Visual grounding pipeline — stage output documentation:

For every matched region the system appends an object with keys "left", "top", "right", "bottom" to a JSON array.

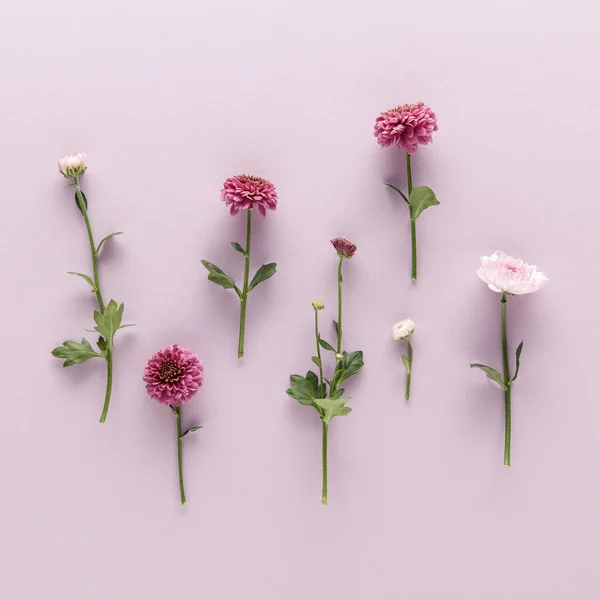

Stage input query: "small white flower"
[
  {"left": 392, "top": 319, "right": 415, "bottom": 341},
  {"left": 58, "top": 153, "right": 87, "bottom": 178},
  {"left": 477, "top": 250, "right": 547, "bottom": 295}
]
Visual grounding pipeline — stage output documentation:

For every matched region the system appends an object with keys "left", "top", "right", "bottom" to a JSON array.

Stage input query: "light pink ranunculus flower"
[
  {"left": 58, "top": 153, "right": 87, "bottom": 178},
  {"left": 221, "top": 174, "right": 278, "bottom": 216},
  {"left": 374, "top": 102, "right": 438, "bottom": 155},
  {"left": 477, "top": 250, "right": 548, "bottom": 295}
]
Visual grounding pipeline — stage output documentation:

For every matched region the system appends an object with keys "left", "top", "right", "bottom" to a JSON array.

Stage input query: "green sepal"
[
  {"left": 231, "top": 242, "right": 245, "bottom": 254},
  {"left": 201, "top": 260, "right": 238, "bottom": 293},
  {"left": 315, "top": 397, "right": 352, "bottom": 425},
  {"left": 332, "top": 350, "right": 364, "bottom": 387},
  {"left": 97, "top": 232, "right": 124, "bottom": 253},
  {"left": 169, "top": 405, "right": 179, "bottom": 416},
  {"left": 67, "top": 271, "right": 96, "bottom": 291},
  {"left": 249, "top": 263, "right": 277, "bottom": 291},
  {"left": 181, "top": 426, "right": 202, "bottom": 438},
  {"left": 470, "top": 363, "right": 507, "bottom": 390},
  {"left": 409, "top": 186, "right": 439, "bottom": 220},
  {"left": 51, "top": 338, "right": 103, "bottom": 367},
  {"left": 384, "top": 183, "right": 409, "bottom": 204},
  {"left": 318, "top": 338, "right": 335, "bottom": 352},
  {"left": 511, "top": 341, "right": 524, "bottom": 382}
]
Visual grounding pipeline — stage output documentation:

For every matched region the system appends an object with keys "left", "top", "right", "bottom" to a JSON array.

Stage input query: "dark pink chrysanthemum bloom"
[
  {"left": 331, "top": 237, "right": 357, "bottom": 259},
  {"left": 143, "top": 345, "right": 204, "bottom": 407},
  {"left": 374, "top": 102, "right": 438, "bottom": 155},
  {"left": 221, "top": 174, "right": 278, "bottom": 217}
]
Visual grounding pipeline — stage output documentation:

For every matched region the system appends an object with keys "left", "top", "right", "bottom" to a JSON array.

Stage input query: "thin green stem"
[
  {"left": 406, "top": 153, "right": 413, "bottom": 195},
  {"left": 98, "top": 348, "right": 113, "bottom": 423},
  {"left": 405, "top": 154, "right": 417, "bottom": 280},
  {"left": 405, "top": 338, "right": 413, "bottom": 401},
  {"left": 336, "top": 256, "right": 344, "bottom": 353},
  {"left": 237, "top": 209, "right": 252, "bottom": 359},
  {"left": 314, "top": 309, "right": 324, "bottom": 387},
  {"left": 176, "top": 407, "right": 186, "bottom": 505},
  {"left": 501, "top": 292, "right": 511, "bottom": 466},
  {"left": 321, "top": 421, "right": 328, "bottom": 505}
]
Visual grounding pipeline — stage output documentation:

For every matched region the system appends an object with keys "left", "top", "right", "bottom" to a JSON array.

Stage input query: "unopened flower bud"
[
  {"left": 57, "top": 153, "right": 87, "bottom": 179},
  {"left": 312, "top": 300, "right": 325, "bottom": 310}
]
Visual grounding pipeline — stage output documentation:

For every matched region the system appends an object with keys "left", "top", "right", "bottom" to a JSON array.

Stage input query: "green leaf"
[
  {"left": 97, "top": 336, "right": 107, "bottom": 353},
  {"left": 384, "top": 183, "right": 409, "bottom": 204},
  {"left": 512, "top": 341, "right": 524, "bottom": 382},
  {"left": 181, "top": 425, "right": 202, "bottom": 438},
  {"left": 470, "top": 363, "right": 507, "bottom": 390},
  {"left": 286, "top": 371, "right": 320, "bottom": 405},
  {"left": 74, "top": 190, "right": 88, "bottom": 213},
  {"left": 332, "top": 320, "right": 340, "bottom": 338},
  {"left": 51, "top": 338, "right": 103, "bottom": 367},
  {"left": 311, "top": 356, "right": 322, "bottom": 368},
  {"left": 67, "top": 271, "right": 96, "bottom": 291},
  {"left": 330, "top": 387, "right": 345, "bottom": 399},
  {"left": 248, "top": 263, "right": 277, "bottom": 291},
  {"left": 169, "top": 405, "right": 179, "bottom": 416},
  {"left": 93, "top": 300, "right": 124, "bottom": 348},
  {"left": 315, "top": 397, "right": 352, "bottom": 425},
  {"left": 409, "top": 186, "right": 440, "bottom": 220},
  {"left": 333, "top": 351, "right": 364, "bottom": 386},
  {"left": 97, "top": 232, "right": 124, "bottom": 253},
  {"left": 231, "top": 242, "right": 246, "bottom": 254},
  {"left": 401, "top": 354, "right": 411, "bottom": 374},
  {"left": 319, "top": 338, "right": 336, "bottom": 352},
  {"left": 201, "top": 260, "right": 237, "bottom": 292}
]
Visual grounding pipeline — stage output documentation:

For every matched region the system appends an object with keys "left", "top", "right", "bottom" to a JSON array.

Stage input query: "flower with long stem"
[
  {"left": 202, "top": 174, "right": 278, "bottom": 358},
  {"left": 287, "top": 240, "right": 363, "bottom": 505},
  {"left": 392, "top": 319, "right": 415, "bottom": 400},
  {"left": 51, "top": 154, "right": 133, "bottom": 423},
  {"left": 144, "top": 345, "right": 204, "bottom": 505},
  {"left": 375, "top": 102, "right": 440, "bottom": 280},
  {"left": 470, "top": 251, "right": 548, "bottom": 465}
]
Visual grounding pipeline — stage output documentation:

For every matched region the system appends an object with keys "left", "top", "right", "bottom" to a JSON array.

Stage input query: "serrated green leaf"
[
  {"left": 512, "top": 341, "right": 524, "bottom": 382},
  {"left": 384, "top": 183, "right": 409, "bottom": 204},
  {"left": 318, "top": 338, "right": 336, "bottom": 352},
  {"left": 333, "top": 351, "right": 364, "bottom": 386},
  {"left": 67, "top": 271, "right": 96, "bottom": 291},
  {"left": 248, "top": 263, "right": 277, "bottom": 291},
  {"left": 51, "top": 338, "right": 103, "bottom": 367},
  {"left": 181, "top": 425, "right": 202, "bottom": 438},
  {"left": 93, "top": 300, "right": 124, "bottom": 349},
  {"left": 201, "top": 260, "right": 237, "bottom": 292},
  {"left": 470, "top": 363, "right": 507, "bottom": 390},
  {"left": 315, "top": 397, "right": 352, "bottom": 425},
  {"left": 401, "top": 354, "right": 411, "bottom": 374},
  {"left": 409, "top": 186, "right": 440, "bottom": 220},
  {"left": 311, "top": 356, "right": 322, "bottom": 368},
  {"left": 286, "top": 371, "right": 320, "bottom": 405},
  {"left": 231, "top": 242, "right": 245, "bottom": 254},
  {"left": 97, "top": 232, "right": 124, "bottom": 253}
]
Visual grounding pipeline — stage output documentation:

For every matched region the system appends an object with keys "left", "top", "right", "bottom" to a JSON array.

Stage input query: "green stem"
[
  {"left": 314, "top": 309, "right": 323, "bottom": 387},
  {"left": 175, "top": 407, "right": 186, "bottom": 505},
  {"left": 98, "top": 348, "right": 113, "bottom": 423},
  {"left": 336, "top": 256, "right": 344, "bottom": 353},
  {"left": 321, "top": 421, "right": 328, "bottom": 505},
  {"left": 237, "top": 209, "right": 252, "bottom": 359},
  {"left": 405, "top": 338, "right": 413, "bottom": 401},
  {"left": 406, "top": 154, "right": 417, "bottom": 281},
  {"left": 501, "top": 292, "right": 511, "bottom": 466},
  {"left": 74, "top": 178, "right": 104, "bottom": 312}
]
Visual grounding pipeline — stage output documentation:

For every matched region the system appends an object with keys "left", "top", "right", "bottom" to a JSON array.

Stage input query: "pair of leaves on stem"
[
  {"left": 201, "top": 256, "right": 276, "bottom": 298},
  {"left": 470, "top": 341, "right": 524, "bottom": 391},
  {"left": 51, "top": 300, "right": 135, "bottom": 367},
  {"left": 168, "top": 406, "right": 202, "bottom": 439},
  {"left": 385, "top": 184, "right": 440, "bottom": 221}
]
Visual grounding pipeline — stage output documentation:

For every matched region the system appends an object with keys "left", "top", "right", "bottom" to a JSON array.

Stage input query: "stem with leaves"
[
  {"left": 406, "top": 154, "right": 418, "bottom": 281},
  {"left": 501, "top": 292, "right": 512, "bottom": 466},
  {"left": 238, "top": 209, "right": 252, "bottom": 359},
  {"left": 314, "top": 308, "right": 324, "bottom": 386},
  {"left": 336, "top": 256, "right": 344, "bottom": 353},
  {"left": 175, "top": 406, "right": 186, "bottom": 505},
  {"left": 405, "top": 338, "right": 413, "bottom": 401}
]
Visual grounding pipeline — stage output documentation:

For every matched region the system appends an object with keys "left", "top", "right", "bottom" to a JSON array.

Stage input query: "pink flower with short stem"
[
  {"left": 221, "top": 174, "right": 278, "bottom": 217},
  {"left": 331, "top": 237, "right": 357, "bottom": 259},
  {"left": 58, "top": 152, "right": 87, "bottom": 178},
  {"left": 374, "top": 102, "right": 438, "bottom": 155},
  {"left": 144, "top": 344, "right": 204, "bottom": 505},
  {"left": 471, "top": 251, "right": 548, "bottom": 467}
]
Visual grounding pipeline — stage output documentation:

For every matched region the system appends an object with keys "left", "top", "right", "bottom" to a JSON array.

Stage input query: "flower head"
[
  {"left": 374, "top": 102, "right": 438, "bottom": 155},
  {"left": 477, "top": 251, "right": 548, "bottom": 295},
  {"left": 331, "top": 237, "right": 357, "bottom": 259},
  {"left": 143, "top": 344, "right": 204, "bottom": 407},
  {"left": 392, "top": 319, "right": 415, "bottom": 341},
  {"left": 58, "top": 153, "right": 87, "bottom": 178},
  {"left": 312, "top": 300, "right": 325, "bottom": 310},
  {"left": 221, "top": 174, "right": 278, "bottom": 216}
]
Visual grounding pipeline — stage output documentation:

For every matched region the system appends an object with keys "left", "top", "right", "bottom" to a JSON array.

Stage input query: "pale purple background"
[{"left": 1, "top": 1, "right": 599, "bottom": 598}]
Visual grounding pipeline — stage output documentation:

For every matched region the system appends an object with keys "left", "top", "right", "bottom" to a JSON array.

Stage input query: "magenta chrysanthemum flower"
[
  {"left": 374, "top": 102, "right": 438, "bottom": 155},
  {"left": 331, "top": 237, "right": 357, "bottom": 259},
  {"left": 221, "top": 174, "right": 278, "bottom": 217},
  {"left": 143, "top": 345, "right": 204, "bottom": 407}
]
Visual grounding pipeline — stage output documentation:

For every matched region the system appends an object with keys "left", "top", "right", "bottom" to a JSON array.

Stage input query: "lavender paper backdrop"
[{"left": 1, "top": 1, "right": 599, "bottom": 598}]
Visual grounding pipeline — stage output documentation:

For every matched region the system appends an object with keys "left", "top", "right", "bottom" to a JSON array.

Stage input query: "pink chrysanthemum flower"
[
  {"left": 221, "top": 174, "right": 278, "bottom": 216},
  {"left": 143, "top": 345, "right": 204, "bottom": 406},
  {"left": 477, "top": 251, "right": 548, "bottom": 295},
  {"left": 331, "top": 237, "right": 357, "bottom": 259},
  {"left": 374, "top": 102, "right": 438, "bottom": 155}
]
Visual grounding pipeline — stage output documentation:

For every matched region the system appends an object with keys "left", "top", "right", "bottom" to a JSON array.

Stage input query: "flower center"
[
  {"left": 158, "top": 360, "right": 184, "bottom": 383},
  {"left": 503, "top": 264, "right": 519, "bottom": 273}
]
